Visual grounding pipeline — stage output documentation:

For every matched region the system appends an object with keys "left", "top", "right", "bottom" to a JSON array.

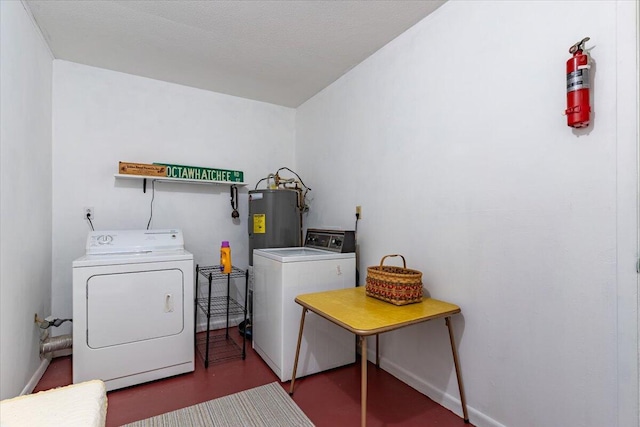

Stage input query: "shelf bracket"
[{"left": 143, "top": 178, "right": 147, "bottom": 193}]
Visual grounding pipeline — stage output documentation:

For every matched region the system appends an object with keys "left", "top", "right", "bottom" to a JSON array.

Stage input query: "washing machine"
[
  {"left": 72, "top": 229, "right": 194, "bottom": 391},
  {"left": 253, "top": 229, "right": 356, "bottom": 382}
]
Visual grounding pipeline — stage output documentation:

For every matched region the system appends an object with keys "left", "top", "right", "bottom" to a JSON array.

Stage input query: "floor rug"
[{"left": 121, "top": 382, "right": 314, "bottom": 427}]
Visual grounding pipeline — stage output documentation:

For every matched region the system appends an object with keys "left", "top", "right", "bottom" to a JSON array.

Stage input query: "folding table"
[{"left": 289, "top": 286, "right": 469, "bottom": 427}]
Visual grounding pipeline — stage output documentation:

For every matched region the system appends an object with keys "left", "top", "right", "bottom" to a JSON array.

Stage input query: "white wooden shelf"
[{"left": 115, "top": 174, "right": 246, "bottom": 192}]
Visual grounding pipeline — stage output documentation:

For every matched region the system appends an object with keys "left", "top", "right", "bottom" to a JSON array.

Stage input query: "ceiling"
[{"left": 25, "top": 0, "right": 445, "bottom": 107}]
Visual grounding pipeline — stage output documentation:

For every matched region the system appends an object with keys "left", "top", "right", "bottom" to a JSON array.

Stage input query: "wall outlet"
[
  {"left": 356, "top": 205, "right": 362, "bottom": 219},
  {"left": 84, "top": 207, "right": 94, "bottom": 220}
]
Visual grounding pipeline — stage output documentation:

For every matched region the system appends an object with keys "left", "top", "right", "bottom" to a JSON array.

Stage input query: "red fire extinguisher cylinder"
[{"left": 565, "top": 38, "right": 591, "bottom": 128}]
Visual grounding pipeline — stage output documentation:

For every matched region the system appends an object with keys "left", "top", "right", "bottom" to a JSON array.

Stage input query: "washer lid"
[
  {"left": 253, "top": 247, "right": 355, "bottom": 262},
  {"left": 85, "top": 229, "right": 184, "bottom": 255}
]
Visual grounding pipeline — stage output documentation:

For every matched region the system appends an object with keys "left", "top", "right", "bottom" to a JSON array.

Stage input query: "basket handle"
[{"left": 379, "top": 254, "right": 406, "bottom": 268}]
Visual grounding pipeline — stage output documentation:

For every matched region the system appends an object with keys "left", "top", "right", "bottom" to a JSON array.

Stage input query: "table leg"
[
  {"left": 375, "top": 334, "right": 380, "bottom": 368},
  {"left": 289, "top": 307, "right": 308, "bottom": 396},
  {"left": 360, "top": 335, "right": 367, "bottom": 427},
  {"left": 445, "top": 316, "right": 469, "bottom": 423}
]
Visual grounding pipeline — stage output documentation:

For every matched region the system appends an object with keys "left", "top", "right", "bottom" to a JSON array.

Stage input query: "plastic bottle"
[{"left": 220, "top": 241, "right": 232, "bottom": 274}]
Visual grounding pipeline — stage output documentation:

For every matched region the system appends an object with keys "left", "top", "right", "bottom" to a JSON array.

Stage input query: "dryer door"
[{"left": 87, "top": 269, "right": 184, "bottom": 348}]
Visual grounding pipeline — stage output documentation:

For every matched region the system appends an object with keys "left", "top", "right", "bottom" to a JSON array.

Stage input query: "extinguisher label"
[{"left": 567, "top": 69, "right": 590, "bottom": 92}]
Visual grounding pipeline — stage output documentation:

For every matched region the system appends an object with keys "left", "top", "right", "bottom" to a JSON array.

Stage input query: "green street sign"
[{"left": 154, "top": 163, "right": 244, "bottom": 183}]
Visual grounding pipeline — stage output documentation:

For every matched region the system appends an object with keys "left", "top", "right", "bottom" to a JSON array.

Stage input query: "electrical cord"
[
  {"left": 230, "top": 185, "right": 239, "bottom": 218},
  {"left": 275, "top": 167, "right": 311, "bottom": 212},
  {"left": 355, "top": 213, "right": 360, "bottom": 285},
  {"left": 86, "top": 213, "right": 95, "bottom": 231},
  {"left": 147, "top": 179, "right": 156, "bottom": 230},
  {"left": 38, "top": 318, "right": 72, "bottom": 329},
  {"left": 276, "top": 167, "right": 310, "bottom": 190}
]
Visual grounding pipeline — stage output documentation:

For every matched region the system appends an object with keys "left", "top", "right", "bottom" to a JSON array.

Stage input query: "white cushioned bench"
[{"left": 0, "top": 380, "right": 107, "bottom": 427}]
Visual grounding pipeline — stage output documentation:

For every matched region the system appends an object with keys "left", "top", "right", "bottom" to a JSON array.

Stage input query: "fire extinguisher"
[{"left": 565, "top": 37, "right": 591, "bottom": 128}]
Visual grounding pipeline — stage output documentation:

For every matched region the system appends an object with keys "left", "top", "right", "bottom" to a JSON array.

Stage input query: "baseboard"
[
  {"left": 374, "top": 355, "right": 507, "bottom": 427},
  {"left": 20, "top": 356, "right": 50, "bottom": 395},
  {"left": 50, "top": 348, "right": 73, "bottom": 359}
]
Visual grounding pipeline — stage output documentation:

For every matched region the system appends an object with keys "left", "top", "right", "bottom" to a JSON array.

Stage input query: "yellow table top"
[{"left": 295, "top": 287, "right": 461, "bottom": 336}]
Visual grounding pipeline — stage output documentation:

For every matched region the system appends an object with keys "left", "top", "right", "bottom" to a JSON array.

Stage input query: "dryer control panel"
[
  {"left": 86, "top": 229, "right": 184, "bottom": 255},
  {"left": 304, "top": 229, "right": 355, "bottom": 253}
]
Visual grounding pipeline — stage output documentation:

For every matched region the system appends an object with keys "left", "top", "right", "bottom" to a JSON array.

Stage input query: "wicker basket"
[{"left": 366, "top": 254, "right": 423, "bottom": 305}]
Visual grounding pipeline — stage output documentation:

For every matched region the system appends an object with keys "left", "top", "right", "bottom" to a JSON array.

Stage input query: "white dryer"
[{"left": 72, "top": 229, "right": 194, "bottom": 391}]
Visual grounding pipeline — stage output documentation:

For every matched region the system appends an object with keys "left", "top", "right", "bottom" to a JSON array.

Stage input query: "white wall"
[
  {"left": 5, "top": 2, "right": 637, "bottom": 425},
  {"left": 296, "top": 1, "right": 638, "bottom": 427},
  {"left": 52, "top": 61, "right": 295, "bottom": 335},
  {"left": 0, "top": 0, "right": 53, "bottom": 399}
]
